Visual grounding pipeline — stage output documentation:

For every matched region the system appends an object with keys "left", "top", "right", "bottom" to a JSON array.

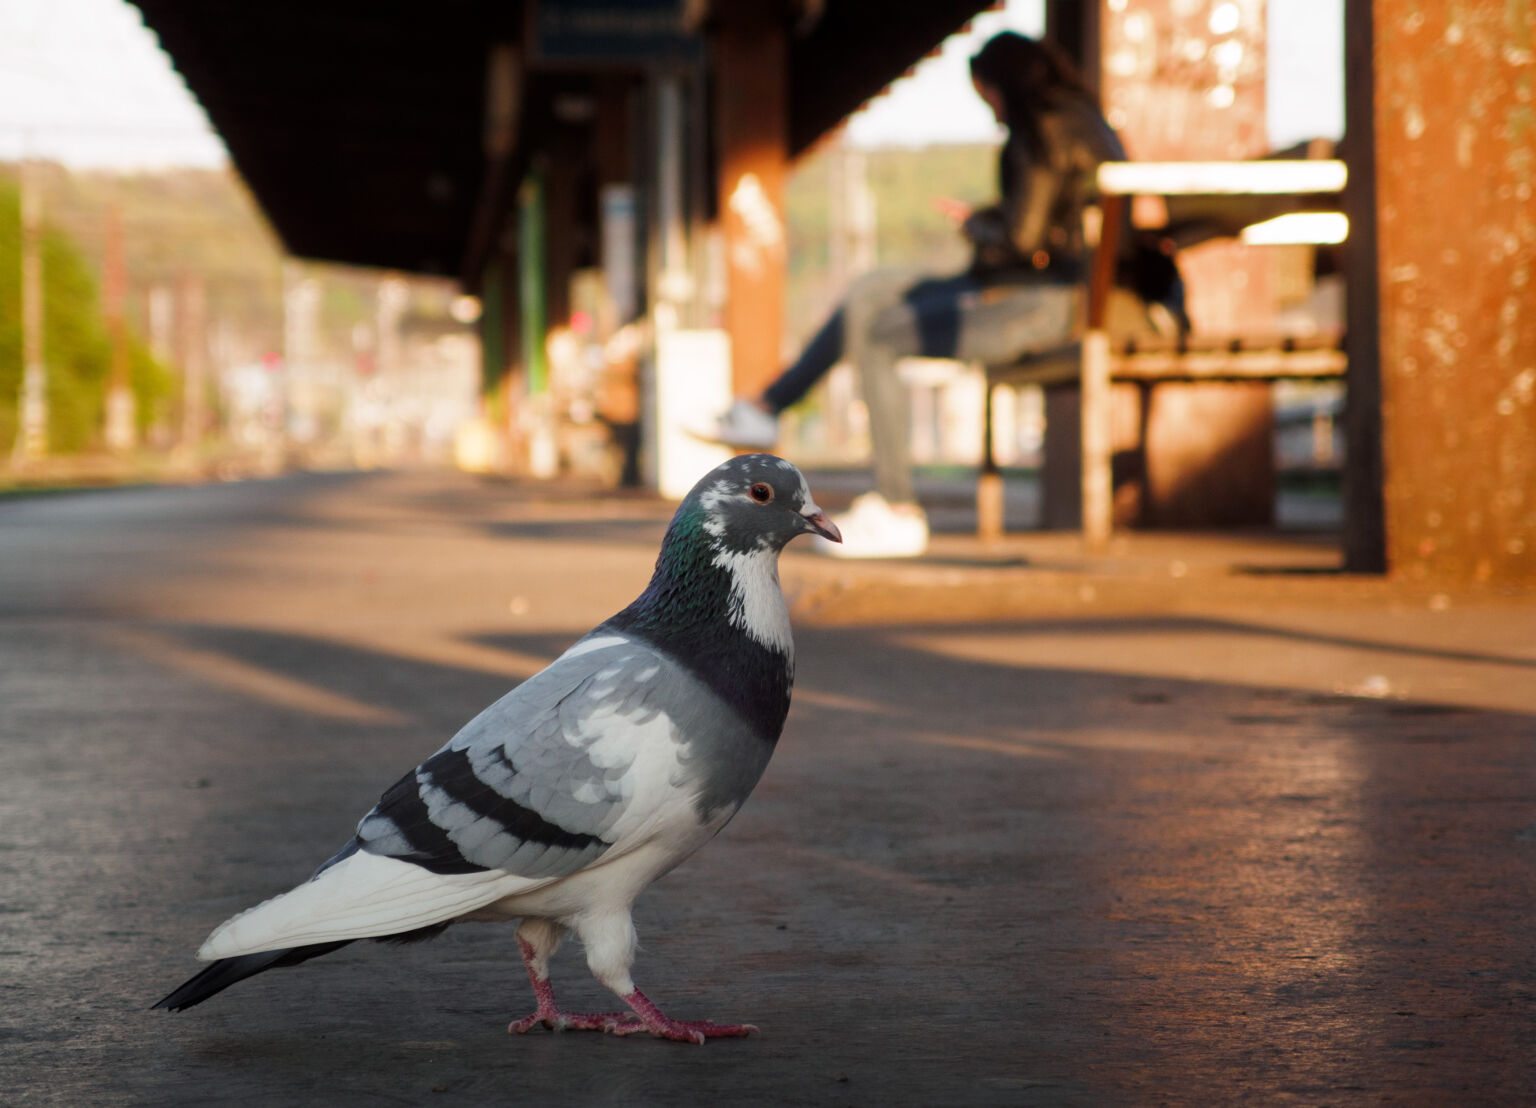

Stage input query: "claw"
[
  {"left": 509, "top": 1005, "right": 756, "bottom": 1042},
  {"left": 613, "top": 1018, "right": 758, "bottom": 1044},
  {"left": 508, "top": 1009, "right": 642, "bottom": 1035},
  {"left": 618, "top": 988, "right": 757, "bottom": 1043}
]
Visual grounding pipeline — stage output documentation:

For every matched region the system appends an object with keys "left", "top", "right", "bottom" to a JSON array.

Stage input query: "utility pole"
[
  {"left": 280, "top": 261, "right": 318, "bottom": 463},
  {"left": 104, "top": 200, "right": 136, "bottom": 451},
  {"left": 179, "top": 272, "right": 206, "bottom": 456},
  {"left": 13, "top": 158, "right": 46, "bottom": 465}
]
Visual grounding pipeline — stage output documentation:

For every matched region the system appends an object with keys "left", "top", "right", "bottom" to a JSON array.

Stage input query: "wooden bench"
[{"left": 977, "top": 159, "right": 1349, "bottom": 546}]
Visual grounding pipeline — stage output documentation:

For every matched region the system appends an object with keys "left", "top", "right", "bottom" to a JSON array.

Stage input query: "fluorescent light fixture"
[
  {"left": 1097, "top": 160, "right": 1348, "bottom": 195},
  {"left": 1240, "top": 212, "right": 1350, "bottom": 245}
]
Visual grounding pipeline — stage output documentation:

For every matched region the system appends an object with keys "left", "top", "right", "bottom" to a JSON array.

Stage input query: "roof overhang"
[{"left": 131, "top": 0, "right": 993, "bottom": 276}]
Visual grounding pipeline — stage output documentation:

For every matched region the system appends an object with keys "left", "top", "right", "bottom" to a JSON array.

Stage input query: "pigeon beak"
[{"left": 799, "top": 503, "right": 842, "bottom": 543}]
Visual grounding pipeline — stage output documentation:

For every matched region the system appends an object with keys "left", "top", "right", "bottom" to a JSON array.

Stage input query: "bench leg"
[
  {"left": 977, "top": 473, "right": 1004, "bottom": 543},
  {"left": 978, "top": 378, "right": 1004, "bottom": 542},
  {"left": 1080, "top": 329, "right": 1113, "bottom": 550}
]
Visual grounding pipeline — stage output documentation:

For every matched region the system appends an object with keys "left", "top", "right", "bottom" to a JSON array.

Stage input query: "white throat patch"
[{"left": 711, "top": 545, "right": 794, "bottom": 659}]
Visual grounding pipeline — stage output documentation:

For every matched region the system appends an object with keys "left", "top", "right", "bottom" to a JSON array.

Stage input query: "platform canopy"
[{"left": 130, "top": 0, "right": 994, "bottom": 276}]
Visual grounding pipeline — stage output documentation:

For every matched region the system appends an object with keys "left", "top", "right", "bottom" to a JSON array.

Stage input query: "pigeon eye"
[{"left": 748, "top": 482, "right": 774, "bottom": 504}]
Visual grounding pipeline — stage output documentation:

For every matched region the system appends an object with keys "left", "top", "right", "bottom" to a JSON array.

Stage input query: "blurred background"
[
  {"left": 0, "top": 0, "right": 1338, "bottom": 478},
  {"left": 0, "top": 0, "right": 1529, "bottom": 581}
]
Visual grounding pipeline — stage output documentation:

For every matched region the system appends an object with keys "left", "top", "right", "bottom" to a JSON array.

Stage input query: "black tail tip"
[
  {"left": 151, "top": 940, "right": 355, "bottom": 1012},
  {"left": 150, "top": 951, "right": 284, "bottom": 1012},
  {"left": 151, "top": 977, "right": 222, "bottom": 1012}
]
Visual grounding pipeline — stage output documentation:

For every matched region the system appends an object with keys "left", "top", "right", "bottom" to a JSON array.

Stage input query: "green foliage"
[{"left": 0, "top": 172, "right": 175, "bottom": 454}]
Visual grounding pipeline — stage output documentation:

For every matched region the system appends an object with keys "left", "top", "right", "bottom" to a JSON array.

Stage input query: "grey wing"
[{"left": 352, "top": 636, "right": 679, "bottom": 879}]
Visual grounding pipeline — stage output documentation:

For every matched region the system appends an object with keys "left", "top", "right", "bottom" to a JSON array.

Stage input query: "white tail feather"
[{"left": 196, "top": 851, "right": 541, "bottom": 960}]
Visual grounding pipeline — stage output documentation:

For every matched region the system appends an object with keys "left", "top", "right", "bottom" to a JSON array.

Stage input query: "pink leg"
[
  {"left": 507, "top": 937, "right": 642, "bottom": 1035},
  {"left": 609, "top": 987, "right": 758, "bottom": 1045}
]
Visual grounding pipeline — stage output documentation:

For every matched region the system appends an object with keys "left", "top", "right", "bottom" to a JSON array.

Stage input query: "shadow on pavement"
[{"left": 4, "top": 609, "right": 1533, "bottom": 1104}]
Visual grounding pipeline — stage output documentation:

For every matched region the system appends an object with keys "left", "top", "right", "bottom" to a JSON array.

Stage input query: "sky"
[
  {"left": 0, "top": 0, "right": 1343, "bottom": 169},
  {"left": 0, "top": 0, "right": 226, "bottom": 168}
]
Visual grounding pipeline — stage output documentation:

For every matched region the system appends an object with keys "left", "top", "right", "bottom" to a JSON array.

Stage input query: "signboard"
[
  {"left": 529, "top": 0, "right": 702, "bottom": 67},
  {"left": 601, "top": 184, "right": 639, "bottom": 324}
]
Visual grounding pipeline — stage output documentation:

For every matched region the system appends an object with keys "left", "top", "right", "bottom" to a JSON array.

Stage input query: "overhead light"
[
  {"left": 1240, "top": 212, "right": 1349, "bottom": 245},
  {"left": 1098, "top": 160, "right": 1348, "bottom": 195}
]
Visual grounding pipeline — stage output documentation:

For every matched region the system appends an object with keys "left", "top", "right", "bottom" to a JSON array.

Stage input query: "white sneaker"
[
  {"left": 693, "top": 399, "right": 779, "bottom": 449},
  {"left": 812, "top": 492, "right": 929, "bottom": 558}
]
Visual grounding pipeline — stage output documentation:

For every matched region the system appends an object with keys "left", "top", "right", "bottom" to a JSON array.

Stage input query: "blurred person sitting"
[{"left": 700, "top": 31, "right": 1184, "bottom": 557}]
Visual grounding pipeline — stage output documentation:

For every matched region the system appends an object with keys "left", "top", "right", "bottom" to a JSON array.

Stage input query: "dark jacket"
[
  {"left": 963, "top": 96, "right": 1124, "bottom": 276},
  {"left": 963, "top": 97, "right": 1184, "bottom": 316}
]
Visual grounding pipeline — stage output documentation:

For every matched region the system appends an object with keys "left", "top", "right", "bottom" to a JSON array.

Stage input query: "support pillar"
[
  {"left": 711, "top": 4, "right": 789, "bottom": 399},
  {"left": 543, "top": 128, "right": 583, "bottom": 334},
  {"left": 1341, "top": 0, "right": 1385, "bottom": 572},
  {"left": 1373, "top": 0, "right": 1536, "bottom": 584}
]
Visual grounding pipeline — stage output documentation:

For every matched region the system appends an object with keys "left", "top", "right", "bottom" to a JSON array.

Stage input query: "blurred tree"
[{"left": 0, "top": 173, "right": 174, "bottom": 454}]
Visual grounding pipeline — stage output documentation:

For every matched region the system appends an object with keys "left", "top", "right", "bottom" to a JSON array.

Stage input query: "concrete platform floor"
[{"left": 2, "top": 467, "right": 1533, "bottom": 1105}]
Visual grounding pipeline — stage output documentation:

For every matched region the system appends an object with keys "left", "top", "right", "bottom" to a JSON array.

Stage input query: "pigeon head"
[
  {"left": 686, "top": 453, "right": 841, "bottom": 554},
  {"left": 607, "top": 454, "right": 837, "bottom": 711}
]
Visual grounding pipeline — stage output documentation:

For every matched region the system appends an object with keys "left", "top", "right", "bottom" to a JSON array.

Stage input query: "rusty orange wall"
[{"left": 1375, "top": 0, "right": 1536, "bottom": 584}]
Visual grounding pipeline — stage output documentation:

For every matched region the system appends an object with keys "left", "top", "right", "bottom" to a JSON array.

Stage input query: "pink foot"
[
  {"left": 510, "top": 939, "right": 646, "bottom": 1035},
  {"left": 611, "top": 988, "right": 758, "bottom": 1045},
  {"left": 508, "top": 938, "right": 756, "bottom": 1044},
  {"left": 508, "top": 1006, "right": 644, "bottom": 1035}
]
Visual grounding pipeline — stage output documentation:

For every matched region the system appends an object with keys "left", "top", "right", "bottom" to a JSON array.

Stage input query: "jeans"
[{"left": 764, "top": 268, "right": 1078, "bottom": 505}]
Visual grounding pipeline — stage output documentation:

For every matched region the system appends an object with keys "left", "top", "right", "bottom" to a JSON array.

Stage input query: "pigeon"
[{"left": 153, "top": 454, "right": 841, "bottom": 1043}]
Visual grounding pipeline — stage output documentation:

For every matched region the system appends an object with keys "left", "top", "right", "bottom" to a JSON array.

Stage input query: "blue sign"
[{"left": 531, "top": 0, "right": 703, "bottom": 67}]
